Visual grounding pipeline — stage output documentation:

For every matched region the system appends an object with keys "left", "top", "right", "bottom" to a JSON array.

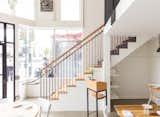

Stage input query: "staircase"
[
  {"left": 35, "top": 24, "right": 152, "bottom": 103},
  {"left": 111, "top": 35, "right": 152, "bottom": 67},
  {"left": 39, "top": 25, "right": 105, "bottom": 100}
]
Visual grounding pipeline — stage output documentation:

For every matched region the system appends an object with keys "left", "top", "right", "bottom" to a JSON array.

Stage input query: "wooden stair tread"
[
  {"left": 58, "top": 87, "right": 67, "bottom": 93},
  {"left": 75, "top": 77, "right": 85, "bottom": 81},
  {"left": 67, "top": 80, "right": 76, "bottom": 87},
  {"left": 92, "top": 64, "right": 102, "bottom": 68},
  {"left": 110, "top": 49, "right": 119, "bottom": 55},
  {"left": 89, "top": 92, "right": 106, "bottom": 99},
  {"left": 116, "top": 43, "right": 128, "bottom": 49},
  {"left": 50, "top": 93, "right": 59, "bottom": 100},
  {"left": 84, "top": 70, "right": 93, "bottom": 74},
  {"left": 67, "top": 84, "right": 76, "bottom": 87}
]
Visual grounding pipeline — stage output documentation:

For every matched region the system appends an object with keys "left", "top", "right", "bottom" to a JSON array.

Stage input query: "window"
[
  {"left": 18, "top": 27, "right": 82, "bottom": 78},
  {"left": 0, "top": 0, "right": 11, "bottom": 14},
  {"left": 60, "top": 0, "right": 80, "bottom": 21},
  {"left": 0, "top": 0, "right": 35, "bottom": 20},
  {"left": 15, "top": 0, "right": 35, "bottom": 20}
]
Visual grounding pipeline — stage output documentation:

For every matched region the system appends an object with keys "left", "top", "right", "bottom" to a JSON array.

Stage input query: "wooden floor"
[
  {"left": 24, "top": 98, "right": 149, "bottom": 117},
  {"left": 42, "top": 111, "right": 104, "bottom": 117}
]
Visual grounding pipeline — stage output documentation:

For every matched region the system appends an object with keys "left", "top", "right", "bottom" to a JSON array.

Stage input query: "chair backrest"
[
  {"left": 38, "top": 98, "right": 51, "bottom": 117},
  {"left": 148, "top": 84, "right": 160, "bottom": 105}
]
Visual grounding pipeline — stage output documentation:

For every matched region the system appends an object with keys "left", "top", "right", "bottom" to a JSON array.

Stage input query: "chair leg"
[
  {"left": 37, "top": 106, "right": 42, "bottom": 117},
  {"left": 46, "top": 104, "right": 51, "bottom": 117}
]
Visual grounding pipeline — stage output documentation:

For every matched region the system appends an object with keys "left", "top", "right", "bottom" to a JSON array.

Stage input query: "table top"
[
  {"left": 115, "top": 105, "right": 160, "bottom": 117},
  {"left": 0, "top": 101, "right": 39, "bottom": 117}
]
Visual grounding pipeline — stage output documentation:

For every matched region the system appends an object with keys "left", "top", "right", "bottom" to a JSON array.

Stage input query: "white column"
[{"left": 103, "top": 24, "right": 111, "bottom": 114}]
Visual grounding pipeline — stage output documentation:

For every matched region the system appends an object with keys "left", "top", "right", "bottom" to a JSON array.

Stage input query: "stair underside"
[{"left": 111, "top": 35, "right": 152, "bottom": 67}]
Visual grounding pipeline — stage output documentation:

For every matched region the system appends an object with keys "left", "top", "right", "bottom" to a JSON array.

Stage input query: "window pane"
[
  {"left": 15, "top": 0, "right": 35, "bottom": 20},
  {"left": 61, "top": 0, "right": 80, "bottom": 21},
  {"left": 0, "top": 0, "right": 11, "bottom": 14},
  {"left": 0, "top": 24, "right": 4, "bottom": 42},
  {"left": 7, "top": 44, "right": 14, "bottom": 67},
  {"left": 6, "top": 24, "right": 14, "bottom": 42}
]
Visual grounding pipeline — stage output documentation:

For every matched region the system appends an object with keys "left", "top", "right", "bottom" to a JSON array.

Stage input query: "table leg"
[
  {"left": 96, "top": 92, "right": 98, "bottom": 117},
  {"left": 106, "top": 90, "right": 107, "bottom": 106},
  {"left": 87, "top": 88, "right": 89, "bottom": 117}
]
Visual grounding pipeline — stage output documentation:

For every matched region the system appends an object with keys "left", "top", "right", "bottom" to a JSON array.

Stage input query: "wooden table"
[
  {"left": 0, "top": 101, "right": 39, "bottom": 117},
  {"left": 86, "top": 80, "right": 107, "bottom": 117},
  {"left": 115, "top": 105, "right": 160, "bottom": 117}
]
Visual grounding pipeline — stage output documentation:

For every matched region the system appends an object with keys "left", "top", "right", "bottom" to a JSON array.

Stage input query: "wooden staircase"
[
  {"left": 111, "top": 35, "right": 153, "bottom": 67},
  {"left": 39, "top": 24, "right": 105, "bottom": 101},
  {"left": 110, "top": 36, "right": 136, "bottom": 55}
]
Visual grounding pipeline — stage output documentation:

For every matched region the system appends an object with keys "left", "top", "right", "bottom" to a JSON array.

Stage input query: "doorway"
[{"left": 0, "top": 22, "right": 15, "bottom": 101}]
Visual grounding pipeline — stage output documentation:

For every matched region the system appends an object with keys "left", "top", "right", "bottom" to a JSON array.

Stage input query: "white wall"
[
  {"left": 114, "top": 37, "right": 160, "bottom": 99},
  {"left": 83, "top": 0, "right": 104, "bottom": 35},
  {"left": 148, "top": 38, "right": 160, "bottom": 83},
  {"left": 116, "top": 0, "right": 135, "bottom": 20},
  {"left": 116, "top": 42, "right": 150, "bottom": 99},
  {"left": 82, "top": 0, "right": 104, "bottom": 70}
]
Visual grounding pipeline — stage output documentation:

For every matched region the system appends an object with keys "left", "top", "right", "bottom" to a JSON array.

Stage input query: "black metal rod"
[
  {"left": 87, "top": 88, "right": 89, "bottom": 117},
  {"left": 106, "top": 90, "right": 107, "bottom": 106},
  {"left": 13, "top": 24, "right": 16, "bottom": 101},
  {"left": 46, "top": 70, "right": 47, "bottom": 99},
  {"left": 96, "top": 92, "right": 98, "bottom": 117}
]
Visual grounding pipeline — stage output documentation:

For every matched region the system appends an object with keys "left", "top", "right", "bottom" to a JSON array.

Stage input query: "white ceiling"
[{"left": 109, "top": 0, "right": 160, "bottom": 36}]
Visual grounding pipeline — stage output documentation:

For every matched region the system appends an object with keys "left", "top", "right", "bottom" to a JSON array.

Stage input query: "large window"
[
  {"left": 15, "top": 0, "right": 35, "bottom": 20},
  {"left": 18, "top": 27, "right": 53, "bottom": 78},
  {"left": 18, "top": 27, "right": 82, "bottom": 78},
  {"left": 0, "top": 0, "right": 11, "bottom": 15},
  {"left": 60, "top": 0, "right": 80, "bottom": 21},
  {"left": 0, "top": 0, "right": 35, "bottom": 20}
]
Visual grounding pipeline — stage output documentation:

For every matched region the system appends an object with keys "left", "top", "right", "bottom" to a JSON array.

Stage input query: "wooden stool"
[{"left": 86, "top": 80, "right": 107, "bottom": 117}]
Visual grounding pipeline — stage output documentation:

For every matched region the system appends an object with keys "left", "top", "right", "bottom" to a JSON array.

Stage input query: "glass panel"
[
  {"left": 0, "top": 75, "right": 2, "bottom": 99},
  {"left": 15, "top": 0, "right": 35, "bottom": 20},
  {"left": 7, "top": 44, "right": 14, "bottom": 82},
  {"left": 7, "top": 75, "right": 13, "bottom": 101},
  {"left": 61, "top": 0, "right": 80, "bottom": 21},
  {"left": 0, "top": 23, "right": 4, "bottom": 42},
  {"left": 6, "top": 24, "right": 14, "bottom": 42},
  {"left": 7, "top": 44, "right": 14, "bottom": 101},
  {"left": 55, "top": 29, "right": 82, "bottom": 57},
  {"left": 55, "top": 29, "right": 82, "bottom": 77},
  {"left": 0, "top": 0, "right": 11, "bottom": 15}
]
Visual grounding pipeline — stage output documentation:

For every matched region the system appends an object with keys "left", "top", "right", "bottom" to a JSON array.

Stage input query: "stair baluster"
[{"left": 39, "top": 25, "right": 104, "bottom": 100}]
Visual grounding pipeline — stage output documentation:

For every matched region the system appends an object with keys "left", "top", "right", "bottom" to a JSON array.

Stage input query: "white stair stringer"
[{"left": 111, "top": 35, "right": 152, "bottom": 67}]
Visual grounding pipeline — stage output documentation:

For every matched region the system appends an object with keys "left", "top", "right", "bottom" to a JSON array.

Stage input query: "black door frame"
[{"left": 0, "top": 21, "right": 16, "bottom": 101}]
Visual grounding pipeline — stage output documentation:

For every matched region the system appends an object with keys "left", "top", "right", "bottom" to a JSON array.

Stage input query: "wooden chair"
[
  {"left": 37, "top": 98, "right": 52, "bottom": 117},
  {"left": 23, "top": 79, "right": 52, "bottom": 117},
  {"left": 148, "top": 84, "right": 160, "bottom": 105}
]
